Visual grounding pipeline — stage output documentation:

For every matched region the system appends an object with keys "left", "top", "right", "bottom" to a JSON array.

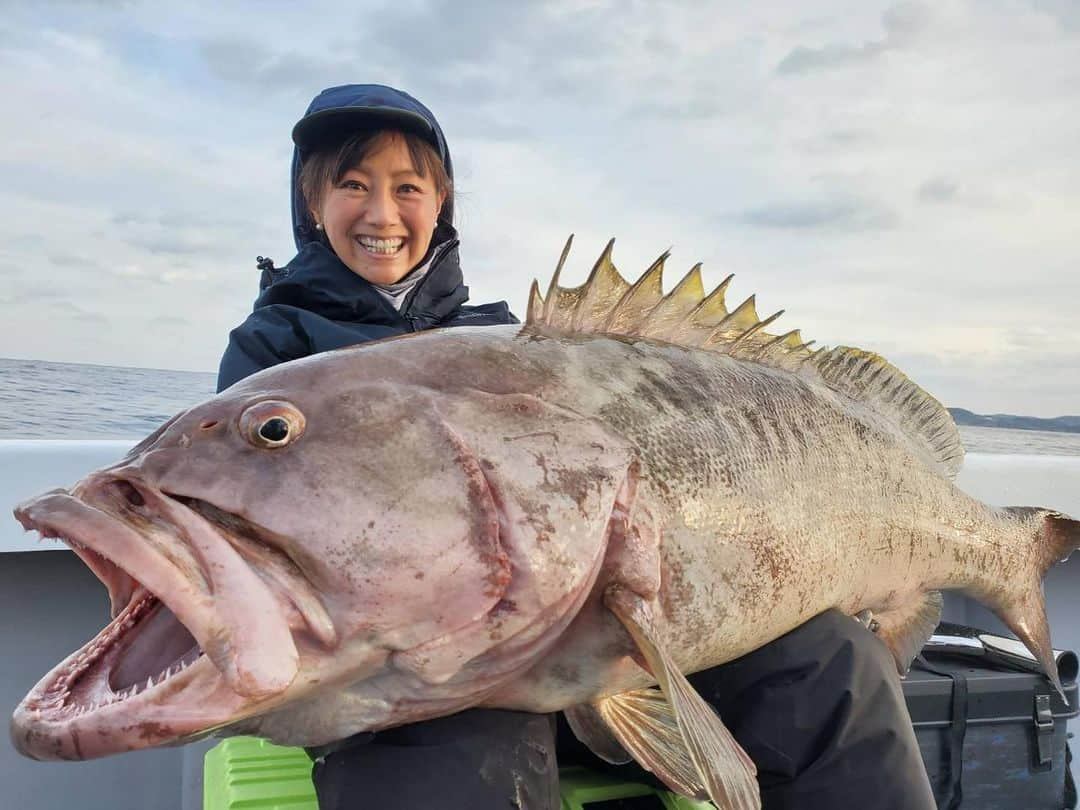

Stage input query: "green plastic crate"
[
  {"left": 204, "top": 737, "right": 318, "bottom": 810},
  {"left": 204, "top": 737, "right": 716, "bottom": 809},
  {"left": 558, "top": 766, "right": 714, "bottom": 809}
]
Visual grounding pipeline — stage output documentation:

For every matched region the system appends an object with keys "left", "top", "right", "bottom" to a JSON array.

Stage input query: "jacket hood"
[{"left": 290, "top": 84, "right": 454, "bottom": 251}]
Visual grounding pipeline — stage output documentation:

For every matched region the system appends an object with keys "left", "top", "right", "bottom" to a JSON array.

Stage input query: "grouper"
[{"left": 12, "top": 239, "right": 1080, "bottom": 809}]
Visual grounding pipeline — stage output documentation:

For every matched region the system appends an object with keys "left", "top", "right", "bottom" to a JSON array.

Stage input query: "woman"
[
  {"left": 218, "top": 84, "right": 935, "bottom": 810},
  {"left": 217, "top": 84, "right": 515, "bottom": 391}
]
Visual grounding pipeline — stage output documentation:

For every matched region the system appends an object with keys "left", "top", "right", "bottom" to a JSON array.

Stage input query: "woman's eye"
[
  {"left": 398, "top": 184, "right": 421, "bottom": 194},
  {"left": 342, "top": 180, "right": 366, "bottom": 191}
]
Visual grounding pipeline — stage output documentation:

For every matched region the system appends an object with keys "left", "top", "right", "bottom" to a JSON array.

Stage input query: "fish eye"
[
  {"left": 239, "top": 400, "right": 306, "bottom": 449},
  {"left": 259, "top": 417, "right": 290, "bottom": 442}
]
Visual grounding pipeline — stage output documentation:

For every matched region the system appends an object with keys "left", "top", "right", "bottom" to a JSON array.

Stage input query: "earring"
[{"left": 315, "top": 222, "right": 324, "bottom": 231}]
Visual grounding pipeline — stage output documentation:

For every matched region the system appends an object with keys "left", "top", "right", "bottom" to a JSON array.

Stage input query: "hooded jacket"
[{"left": 216, "top": 85, "right": 517, "bottom": 392}]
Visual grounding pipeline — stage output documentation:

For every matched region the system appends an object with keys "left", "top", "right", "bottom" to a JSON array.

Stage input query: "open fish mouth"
[
  {"left": 11, "top": 484, "right": 286, "bottom": 760},
  {"left": 19, "top": 581, "right": 206, "bottom": 724}
]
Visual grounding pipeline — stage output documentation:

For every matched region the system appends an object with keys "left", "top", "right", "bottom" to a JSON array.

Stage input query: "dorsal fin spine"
[
  {"left": 730, "top": 309, "right": 784, "bottom": 350},
  {"left": 526, "top": 279, "right": 544, "bottom": 324},
  {"left": 603, "top": 251, "right": 668, "bottom": 333},
  {"left": 571, "top": 238, "right": 628, "bottom": 332},
  {"left": 687, "top": 272, "right": 733, "bottom": 327},
  {"left": 638, "top": 263, "right": 705, "bottom": 340},
  {"left": 542, "top": 234, "right": 575, "bottom": 322}
]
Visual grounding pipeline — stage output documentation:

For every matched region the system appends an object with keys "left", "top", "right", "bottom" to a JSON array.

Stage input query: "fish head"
[{"left": 10, "top": 342, "right": 633, "bottom": 758}]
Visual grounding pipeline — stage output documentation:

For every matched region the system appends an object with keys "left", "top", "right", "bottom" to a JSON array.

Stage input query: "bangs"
[{"left": 299, "top": 129, "right": 452, "bottom": 218}]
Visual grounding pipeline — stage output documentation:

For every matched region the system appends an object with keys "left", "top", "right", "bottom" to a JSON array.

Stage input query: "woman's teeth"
[{"left": 356, "top": 236, "right": 404, "bottom": 255}]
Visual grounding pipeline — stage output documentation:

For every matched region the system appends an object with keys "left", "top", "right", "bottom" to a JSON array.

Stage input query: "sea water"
[{"left": 0, "top": 357, "right": 215, "bottom": 440}]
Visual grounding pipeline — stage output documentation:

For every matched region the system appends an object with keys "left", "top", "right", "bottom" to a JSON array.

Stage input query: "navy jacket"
[
  {"left": 216, "top": 235, "right": 517, "bottom": 391},
  {"left": 216, "top": 84, "right": 516, "bottom": 392}
]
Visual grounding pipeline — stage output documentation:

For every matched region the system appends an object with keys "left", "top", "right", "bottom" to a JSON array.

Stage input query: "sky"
[{"left": 0, "top": 0, "right": 1077, "bottom": 416}]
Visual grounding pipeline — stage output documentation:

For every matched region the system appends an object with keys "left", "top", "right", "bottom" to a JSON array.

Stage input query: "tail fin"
[
  {"left": 992, "top": 509, "right": 1080, "bottom": 702},
  {"left": 1038, "top": 512, "right": 1080, "bottom": 576}
]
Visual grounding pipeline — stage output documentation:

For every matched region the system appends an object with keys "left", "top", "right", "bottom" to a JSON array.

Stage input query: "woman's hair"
[{"left": 299, "top": 129, "right": 453, "bottom": 221}]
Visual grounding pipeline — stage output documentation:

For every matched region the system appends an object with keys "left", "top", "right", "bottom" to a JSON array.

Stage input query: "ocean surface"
[{"left": 1, "top": 357, "right": 1078, "bottom": 456}]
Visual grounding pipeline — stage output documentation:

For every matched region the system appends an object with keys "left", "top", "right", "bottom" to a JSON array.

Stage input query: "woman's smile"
[{"left": 355, "top": 235, "right": 406, "bottom": 256}]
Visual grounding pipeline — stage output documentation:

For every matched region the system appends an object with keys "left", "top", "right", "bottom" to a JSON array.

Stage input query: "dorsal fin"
[
  {"left": 526, "top": 239, "right": 965, "bottom": 478},
  {"left": 811, "top": 347, "right": 964, "bottom": 477}
]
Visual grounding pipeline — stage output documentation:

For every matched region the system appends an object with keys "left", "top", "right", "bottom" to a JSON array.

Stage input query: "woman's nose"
[{"left": 364, "top": 188, "right": 398, "bottom": 226}]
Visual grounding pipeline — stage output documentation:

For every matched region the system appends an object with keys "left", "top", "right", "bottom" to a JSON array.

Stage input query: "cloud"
[
  {"left": 777, "top": 1, "right": 931, "bottom": 75},
  {"left": 6, "top": 286, "right": 75, "bottom": 304},
  {"left": 48, "top": 253, "right": 90, "bottom": 268},
  {"left": 54, "top": 302, "right": 109, "bottom": 323},
  {"left": 777, "top": 43, "right": 882, "bottom": 75},
  {"left": 1, "top": 292, "right": 109, "bottom": 323},
  {"left": 889, "top": 346, "right": 1080, "bottom": 417},
  {"left": 1030, "top": 0, "right": 1080, "bottom": 32},
  {"left": 917, "top": 176, "right": 959, "bottom": 203},
  {"left": 198, "top": 37, "right": 359, "bottom": 95},
  {"left": 801, "top": 129, "right": 878, "bottom": 153},
  {"left": 124, "top": 233, "right": 218, "bottom": 257},
  {"left": 733, "top": 196, "right": 897, "bottom": 230},
  {"left": 150, "top": 315, "right": 190, "bottom": 328}
]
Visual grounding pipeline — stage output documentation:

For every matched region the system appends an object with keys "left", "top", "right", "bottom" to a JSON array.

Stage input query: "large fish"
[{"left": 12, "top": 239, "right": 1080, "bottom": 809}]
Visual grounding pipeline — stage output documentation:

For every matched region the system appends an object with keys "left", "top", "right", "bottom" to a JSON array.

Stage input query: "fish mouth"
[
  {"left": 12, "top": 584, "right": 217, "bottom": 759},
  {"left": 11, "top": 482, "right": 297, "bottom": 760}
]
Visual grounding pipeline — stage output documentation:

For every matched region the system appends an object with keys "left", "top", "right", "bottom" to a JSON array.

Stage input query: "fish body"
[{"left": 11, "top": 243, "right": 1079, "bottom": 809}]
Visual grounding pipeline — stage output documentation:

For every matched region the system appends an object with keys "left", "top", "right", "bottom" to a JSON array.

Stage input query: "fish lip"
[
  {"left": 10, "top": 498, "right": 231, "bottom": 759},
  {"left": 10, "top": 487, "right": 291, "bottom": 759},
  {"left": 14, "top": 488, "right": 211, "bottom": 623}
]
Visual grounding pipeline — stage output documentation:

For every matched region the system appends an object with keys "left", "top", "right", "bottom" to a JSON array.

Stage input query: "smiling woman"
[
  {"left": 215, "top": 84, "right": 518, "bottom": 392},
  {"left": 298, "top": 130, "right": 451, "bottom": 285}
]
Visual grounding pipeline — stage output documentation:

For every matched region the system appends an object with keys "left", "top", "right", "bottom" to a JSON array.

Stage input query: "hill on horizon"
[{"left": 949, "top": 409, "right": 1080, "bottom": 434}]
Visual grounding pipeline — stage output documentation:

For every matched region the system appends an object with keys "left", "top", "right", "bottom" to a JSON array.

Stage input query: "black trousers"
[{"left": 311, "top": 610, "right": 936, "bottom": 809}]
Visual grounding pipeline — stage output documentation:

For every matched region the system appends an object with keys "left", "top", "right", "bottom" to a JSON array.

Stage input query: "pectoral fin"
[
  {"left": 592, "top": 688, "right": 707, "bottom": 798},
  {"left": 563, "top": 703, "right": 632, "bottom": 765},
  {"left": 604, "top": 585, "right": 761, "bottom": 809},
  {"left": 873, "top": 590, "right": 943, "bottom": 675}
]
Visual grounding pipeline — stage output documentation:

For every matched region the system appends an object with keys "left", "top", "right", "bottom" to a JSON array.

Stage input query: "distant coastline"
[{"left": 949, "top": 409, "right": 1080, "bottom": 434}]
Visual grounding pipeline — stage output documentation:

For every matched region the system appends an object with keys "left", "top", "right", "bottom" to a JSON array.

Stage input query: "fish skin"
[{"left": 9, "top": 320, "right": 1078, "bottom": 798}]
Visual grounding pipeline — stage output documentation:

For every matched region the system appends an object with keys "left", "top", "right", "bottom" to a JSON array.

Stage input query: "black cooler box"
[{"left": 903, "top": 627, "right": 1079, "bottom": 809}]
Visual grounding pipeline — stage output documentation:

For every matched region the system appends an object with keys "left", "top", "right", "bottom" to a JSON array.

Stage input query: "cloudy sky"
[{"left": 1, "top": 0, "right": 1077, "bottom": 416}]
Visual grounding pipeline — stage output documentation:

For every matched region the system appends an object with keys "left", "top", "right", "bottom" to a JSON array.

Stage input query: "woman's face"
[{"left": 314, "top": 133, "right": 445, "bottom": 285}]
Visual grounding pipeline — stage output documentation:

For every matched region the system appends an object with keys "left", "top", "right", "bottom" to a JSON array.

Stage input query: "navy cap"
[{"left": 292, "top": 106, "right": 443, "bottom": 160}]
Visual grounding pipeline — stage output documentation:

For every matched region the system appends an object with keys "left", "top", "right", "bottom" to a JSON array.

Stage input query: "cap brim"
[{"left": 292, "top": 106, "right": 438, "bottom": 153}]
